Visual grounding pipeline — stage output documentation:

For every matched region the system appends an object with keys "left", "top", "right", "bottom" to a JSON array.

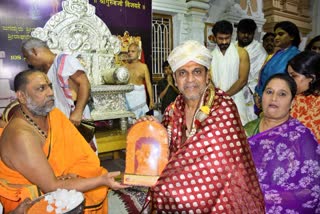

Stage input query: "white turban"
[{"left": 167, "top": 40, "right": 212, "bottom": 72}]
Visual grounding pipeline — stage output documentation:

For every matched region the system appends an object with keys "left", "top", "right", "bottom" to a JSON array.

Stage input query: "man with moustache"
[
  {"left": 236, "top": 19, "right": 267, "bottom": 122},
  {"left": 262, "top": 32, "right": 276, "bottom": 61},
  {"left": 211, "top": 20, "right": 250, "bottom": 125},
  {"left": 0, "top": 70, "right": 127, "bottom": 213},
  {"left": 139, "top": 40, "right": 265, "bottom": 212}
]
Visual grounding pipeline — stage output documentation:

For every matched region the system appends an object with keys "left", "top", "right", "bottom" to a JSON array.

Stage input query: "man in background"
[
  {"left": 21, "top": 37, "right": 97, "bottom": 152},
  {"left": 236, "top": 18, "right": 267, "bottom": 121},
  {"left": 262, "top": 32, "right": 276, "bottom": 61},
  {"left": 211, "top": 20, "right": 250, "bottom": 125},
  {"left": 157, "top": 60, "right": 179, "bottom": 114},
  {"left": 125, "top": 43, "right": 154, "bottom": 121}
]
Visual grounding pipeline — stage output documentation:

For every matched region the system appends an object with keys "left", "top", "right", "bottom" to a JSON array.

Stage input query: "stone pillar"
[
  {"left": 185, "top": 0, "right": 210, "bottom": 45},
  {"left": 311, "top": 0, "right": 320, "bottom": 36},
  {"left": 263, "top": 0, "right": 311, "bottom": 36},
  {"left": 172, "top": 13, "right": 189, "bottom": 47}
]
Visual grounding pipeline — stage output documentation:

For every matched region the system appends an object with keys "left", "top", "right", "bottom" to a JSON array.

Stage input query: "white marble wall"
[
  {"left": 152, "top": 0, "right": 266, "bottom": 47},
  {"left": 152, "top": 0, "right": 209, "bottom": 47},
  {"left": 152, "top": 0, "right": 319, "bottom": 48}
]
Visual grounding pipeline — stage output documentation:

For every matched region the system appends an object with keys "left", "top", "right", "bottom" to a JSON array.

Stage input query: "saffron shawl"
[
  {"left": 255, "top": 46, "right": 300, "bottom": 97},
  {"left": 0, "top": 109, "right": 107, "bottom": 213},
  {"left": 146, "top": 86, "right": 265, "bottom": 213},
  {"left": 247, "top": 117, "right": 320, "bottom": 213}
]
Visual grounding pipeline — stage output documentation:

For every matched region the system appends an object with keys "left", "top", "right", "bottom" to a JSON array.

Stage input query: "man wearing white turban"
[{"left": 140, "top": 40, "right": 265, "bottom": 213}]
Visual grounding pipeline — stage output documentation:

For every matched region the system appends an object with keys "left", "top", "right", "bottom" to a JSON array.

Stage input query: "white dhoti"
[
  {"left": 236, "top": 40, "right": 267, "bottom": 122},
  {"left": 125, "top": 85, "right": 149, "bottom": 121},
  {"left": 211, "top": 43, "right": 249, "bottom": 125}
]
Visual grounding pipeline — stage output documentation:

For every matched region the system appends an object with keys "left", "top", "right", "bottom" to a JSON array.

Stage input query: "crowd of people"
[{"left": 0, "top": 17, "right": 319, "bottom": 213}]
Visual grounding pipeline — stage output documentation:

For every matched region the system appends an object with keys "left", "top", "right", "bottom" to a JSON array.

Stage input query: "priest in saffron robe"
[
  {"left": 0, "top": 70, "right": 127, "bottom": 213},
  {"left": 141, "top": 40, "right": 265, "bottom": 213}
]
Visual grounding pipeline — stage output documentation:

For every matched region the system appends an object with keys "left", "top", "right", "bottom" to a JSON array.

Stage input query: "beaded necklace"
[{"left": 20, "top": 107, "right": 47, "bottom": 139}]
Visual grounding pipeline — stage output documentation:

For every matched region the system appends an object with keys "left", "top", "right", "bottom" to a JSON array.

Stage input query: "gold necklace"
[{"left": 20, "top": 107, "right": 47, "bottom": 139}]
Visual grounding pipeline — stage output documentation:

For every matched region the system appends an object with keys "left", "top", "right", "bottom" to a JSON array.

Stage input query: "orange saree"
[
  {"left": 0, "top": 109, "right": 108, "bottom": 213},
  {"left": 291, "top": 94, "right": 320, "bottom": 143}
]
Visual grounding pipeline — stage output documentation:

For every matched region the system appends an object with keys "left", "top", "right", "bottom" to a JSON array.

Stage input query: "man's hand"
[
  {"left": 102, "top": 171, "right": 129, "bottom": 190},
  {"left": 135, "top": 115, "right": 159, "bottom": 123},
  {"left": 70, "top": 110, "right": 83, "bottom": 126},
  {"left": 149, "top": 101, "right": 155, "bottom": 110},
  {"left": 57, "top": 173, "right": 78, "bottom": 180}
]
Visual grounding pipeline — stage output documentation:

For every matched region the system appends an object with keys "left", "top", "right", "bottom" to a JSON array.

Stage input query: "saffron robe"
[
  {"left": 245, "top": 117, "right": 320, "bottom": 213},
  {"left": 146, "top": 86, "right": 265, "bottom": 213},
  {"left": 0, "top": 108, "right": 107, "bottom": 213}
]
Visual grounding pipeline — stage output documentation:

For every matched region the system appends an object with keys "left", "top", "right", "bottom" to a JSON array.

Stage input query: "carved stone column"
[
  {"left": 263, "top": 0, "right": 311, "bottom": 36},
  {"left": 185, "top": 0, "right": 210, "bottom": 45},
  {"left": 311, "top": 0, "right": 320, "bottom": 36},
  {"left": 172, "top": 13, "right": 189, "bottom": 48}
]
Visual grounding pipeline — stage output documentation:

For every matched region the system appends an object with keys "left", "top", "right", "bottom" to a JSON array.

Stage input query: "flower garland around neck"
[
  {"left": 20, "top": 107, "right": 48, "bottom": 139},
  {"left": 167, "top": 85, "right": 216, "bottom": 140},
  {"left": 192, "top": 86, "right": 215, "bottom": 133}
]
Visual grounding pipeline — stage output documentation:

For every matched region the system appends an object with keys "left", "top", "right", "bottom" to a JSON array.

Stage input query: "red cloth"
[
  {"left": 147, "top": 86, "right": 265, "bottom": 213},
  {"left": 139, "top": 49, "right": 145, "bottom": 63}
]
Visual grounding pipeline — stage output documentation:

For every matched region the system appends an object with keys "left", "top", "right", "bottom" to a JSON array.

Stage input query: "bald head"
[{"left": 128, "top": 43, "right": 141, "bottom": 52}]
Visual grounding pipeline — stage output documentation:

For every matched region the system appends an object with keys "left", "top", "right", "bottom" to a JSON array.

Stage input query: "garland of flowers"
[
  {"left": 167, "top": 85, "right": 216, "bottom": 141},
  {"left": 191, "top": 84, "right": 215, "bottom": 137}
]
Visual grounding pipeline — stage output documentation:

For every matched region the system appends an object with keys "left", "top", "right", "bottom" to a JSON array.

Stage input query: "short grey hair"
[{"left": 21, "top": 37, "right": 48, "bottom": 53}]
